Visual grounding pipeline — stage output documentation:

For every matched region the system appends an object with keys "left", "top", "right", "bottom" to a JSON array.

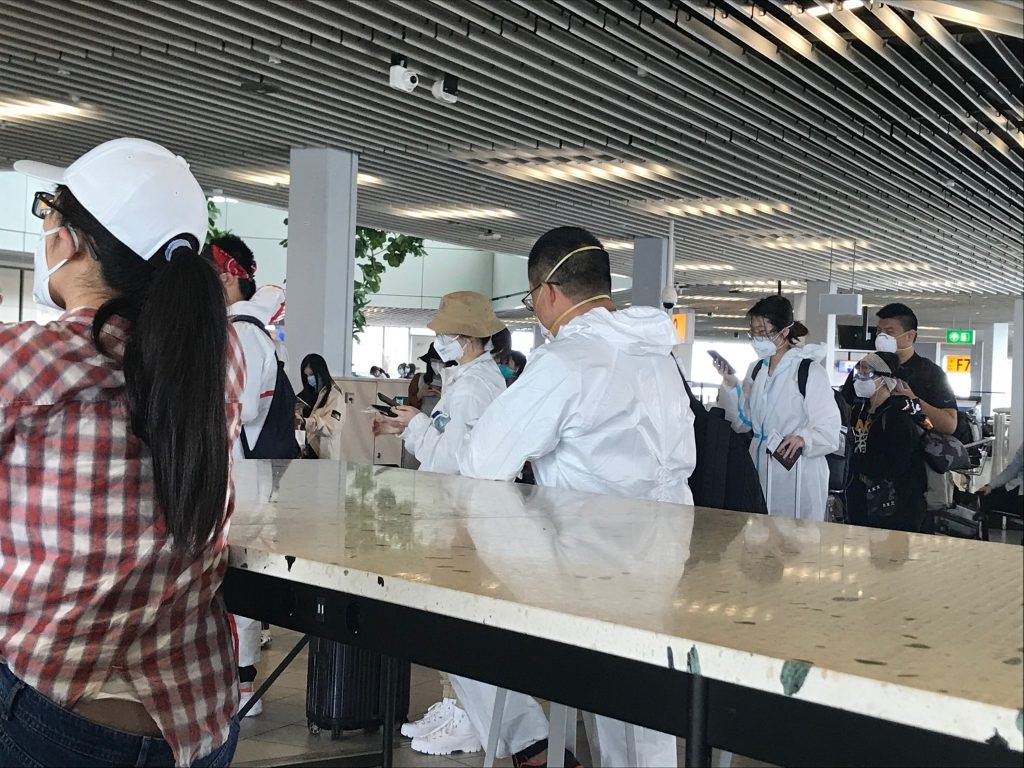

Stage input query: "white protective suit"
[
  {"left": 458, "top": 307, "right": 696, "bottom": 504},
  {"left": 446, "top": 480, "right": 693, "bottom": 768},
  {"left": 717, "top": 343, "right": 842, "bottom": 521},
  {"left": 229, "top": 286, "right": 286, "bottom": 461},
  {"left": 228, "top": 285, "right": 287, "bottom": 670},
  {"left": 453, "top": 305, "right": 696, "bottom": 766},
  {"left": 402, "top": 353, "right": 506, "bottom": 475}
]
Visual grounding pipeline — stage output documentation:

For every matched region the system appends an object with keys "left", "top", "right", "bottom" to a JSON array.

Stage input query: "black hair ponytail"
[
  {"left": 747, "top": 295, "right": 809, "bottom": 345},
  {"left": 57, "top": 186, "right": 230, "bottom": 555},
  {"left": 485, "top": 328, "right": 512, "bottom": 361}
]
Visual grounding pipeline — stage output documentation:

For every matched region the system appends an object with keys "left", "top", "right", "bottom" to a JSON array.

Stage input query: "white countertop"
[{"left": 228, "top": 460, "right": 1024, "bottom": 750}]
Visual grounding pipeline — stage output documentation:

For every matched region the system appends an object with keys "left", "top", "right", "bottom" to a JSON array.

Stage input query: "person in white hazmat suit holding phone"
[
  {"left": 715, "top": 295, "right": 843, "bottom": 521},
  {"left": 445, "top": 226, "right": 696, "bottom": 768}
]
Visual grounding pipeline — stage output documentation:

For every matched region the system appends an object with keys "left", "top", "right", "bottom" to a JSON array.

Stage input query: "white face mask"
[
  {"left": 750, "top": 337, "right": 777, "bottom": 359},
  {"left": 434, "top": 334, "right": 465, "bottom": 364},
  {"left": 874, "top": 333, "right": 898, "bottom": 353},
  {"left": 430, "top": 361, "right": 445, "bottom": 379},
  {"left": 853, "top": 378, "right": 878, "bottom": 399},
  {"left": 33, "top": 226, "right": 74, "bottom": 311}
]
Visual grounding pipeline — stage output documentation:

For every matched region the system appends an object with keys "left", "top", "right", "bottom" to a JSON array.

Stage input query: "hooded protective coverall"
[
  {"left": 229, "top": 285, "right": 287, "bottom": 675},
  {"left": 717, "top": 343, "right": 842, "bottom": 521},
  {"left": 453, "top": 306, "right": 696, "bottom": 767},
  {"left": 403, "top": 353, "right": 507, "bottom": 474}
]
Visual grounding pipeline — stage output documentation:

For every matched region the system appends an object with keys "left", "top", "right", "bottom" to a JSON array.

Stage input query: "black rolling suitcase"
[{"left": 306, "top": 637, "right": 411, "bottom": 738}]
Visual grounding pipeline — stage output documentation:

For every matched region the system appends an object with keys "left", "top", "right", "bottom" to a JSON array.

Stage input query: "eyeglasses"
[
  {"left": 32, "top": 191, "right": 60, "bottom": 220},
  {"left": 520, "top": 281, "right": 560, "bottom": 313}
]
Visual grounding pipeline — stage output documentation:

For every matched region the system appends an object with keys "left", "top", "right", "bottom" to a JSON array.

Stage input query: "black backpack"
[
  {"left": 674, "top": 359, "right": 767, "bottom": 515},
  {"left": 752, "top": 358, "right": 850, "bottom": 492},
  {"left": 230, "top": 315, "right": 301, "bottom": 460}
]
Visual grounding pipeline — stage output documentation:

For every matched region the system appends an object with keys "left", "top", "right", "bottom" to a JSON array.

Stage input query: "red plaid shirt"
[{"left": 0, "top": 308, "right": 244, "bottom": 766}]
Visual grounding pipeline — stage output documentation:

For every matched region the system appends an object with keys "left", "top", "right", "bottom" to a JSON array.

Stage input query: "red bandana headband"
[{"left": 211, "top": 244, "right": 256, "bottom": 280}]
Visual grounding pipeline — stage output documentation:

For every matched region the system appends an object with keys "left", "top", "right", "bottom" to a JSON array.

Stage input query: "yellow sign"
[
  {"left": 946, "top": 355, "right": 971, "bottom": 373},
  {"left": 673, "top": 312, "right": 688, "bottom": 341}
]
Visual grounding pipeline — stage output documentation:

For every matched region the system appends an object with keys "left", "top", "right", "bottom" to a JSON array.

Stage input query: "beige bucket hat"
[{"left": 428, "top": 291, "right": 506, "bottom": 337}]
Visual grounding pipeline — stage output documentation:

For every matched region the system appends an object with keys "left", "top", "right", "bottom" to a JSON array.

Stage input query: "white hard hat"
[{"left": 15, "top": 137, "right": 208, "bottom": 261}]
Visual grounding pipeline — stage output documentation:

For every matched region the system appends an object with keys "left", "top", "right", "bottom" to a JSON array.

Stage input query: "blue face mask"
[
  {"left": 498, "top": 364, "right": 515, "bottom": 380},
  {"left": 306, "top": 375, "right": 317, "bottom": 388}
]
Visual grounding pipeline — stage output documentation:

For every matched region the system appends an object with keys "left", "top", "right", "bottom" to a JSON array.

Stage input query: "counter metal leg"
[
  {"left": 685, "top": 674, "right": 711, "bottom": 768},
  {"left": 382, "top": 656, "right": 398, "bottom": 768}
]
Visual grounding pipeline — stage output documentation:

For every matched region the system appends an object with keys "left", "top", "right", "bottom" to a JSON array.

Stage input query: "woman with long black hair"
[
  {"left": 296, "top": 353, "right": 346, "bottom": 459},
  {"left": 1, "top": 138, "right": 242, "bottom": 766}
]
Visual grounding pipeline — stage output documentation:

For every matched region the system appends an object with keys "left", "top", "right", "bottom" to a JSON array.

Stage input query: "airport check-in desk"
[{"left": 224, "top": 460, "right": 1023, "bottom": 767}]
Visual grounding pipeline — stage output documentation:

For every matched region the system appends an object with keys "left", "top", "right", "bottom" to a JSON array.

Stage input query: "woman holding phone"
[
  {"left": 716, "top": 295, "right": 843, "bottom": 520},
  {"left": 296, "top": 353, "right": 345, "bottom": 459},
  {"left": 372, "top": 291, "right": 509, "bottom": 755}
]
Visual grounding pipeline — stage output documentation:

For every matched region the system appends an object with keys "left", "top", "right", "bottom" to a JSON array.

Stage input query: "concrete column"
[
  {"left": 533, "top": 324, "right": 546, "bottom": 351},
  {"left": 916, "top": 342, "right": 942, "bottom": 366},
  {"left": 979, "top": 323, "right": 1009, "bottom": 418},
  {"left": 803, "top": 280, "right": 838, "bottom": 377},
  {"left": 1012, "top": 298, "right": 1023, "bottom": 451},
  {"left": 632, "top": 237, "right": 669, "bottom": 309},
  {"left": 286, "top": 147, "right": 358, "bottom": 382}
]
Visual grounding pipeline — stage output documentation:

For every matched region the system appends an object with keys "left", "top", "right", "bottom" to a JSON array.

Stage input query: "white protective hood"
[{"left": 558, "top": 306, "right": 681, "bottom": 357}]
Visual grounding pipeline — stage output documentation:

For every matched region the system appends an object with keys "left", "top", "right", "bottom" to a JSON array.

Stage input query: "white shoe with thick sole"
[
  {"left": 239, "top": 684, "right": 263, "bottom": 717},
  {"left": 410, "top": 709, "right": 482, "bottom": 755},
  {"left": 400, "top": 698, "right": 455, "bottom": 739}
]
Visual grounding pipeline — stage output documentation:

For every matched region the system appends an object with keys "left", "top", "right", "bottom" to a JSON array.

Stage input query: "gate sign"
[
  {"left": 946, "top": 355, "right": 971, "bottom": 373},
  {"left": 945, "top": 329, "right": 974, "bottom": 345}
]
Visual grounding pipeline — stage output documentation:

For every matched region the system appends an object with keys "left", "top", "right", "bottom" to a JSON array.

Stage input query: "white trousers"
[
  {"left": 233, "top": 615, "right": 262, "bottom": 669},
  {"left": 450, "top": 675, "right": 677, "bottom": 767}
]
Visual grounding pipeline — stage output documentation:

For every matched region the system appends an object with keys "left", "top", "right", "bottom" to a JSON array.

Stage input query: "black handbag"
[{"left": 919, "top": 429, "right": 971, "bottom": 473}]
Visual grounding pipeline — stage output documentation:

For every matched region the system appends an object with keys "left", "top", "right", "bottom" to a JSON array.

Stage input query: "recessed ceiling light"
[
  {"left": 0, "top": 98, "right": 86, "bottom": 120},
  {"left": 486, "top": 159, "right": 675, "bottom": 184},
  {"left": 750, "top": 237, "right": 868, "bottom": 251},
  {"left": 722, "top": 279, "right": 803, "bottom": 287},
  {"left": 834, "top": 262, "right": 929, "bottom": 272},
  {"left": 635, "top": 198, "right": 791, "bottom": 217},
  {"left": 603, "top": 240, "right": 634, "bottom": 250},
  {"left": 395, "top": 206, "right": 519, "bottom": 221},
  {"left": 674, "top": 263, "right": 735, "bottom": 271},
  {"left": 805, "top": 0, "right": 864, "bottom": 17},
  {"left": 678, "top": 295, "right": 752, "bottom": 303},
  {"left": 233, "top": 171, "right": 383, "bottom": 187}
]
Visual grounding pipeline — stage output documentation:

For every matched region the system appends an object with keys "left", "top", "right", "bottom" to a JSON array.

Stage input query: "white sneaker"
[
  {"left": 239, "top": 683, "right": 263, "bottom": 717},
  {"left": 260, "top": 631, "right": 272, "bottom": 649},
  {"left": 400, "top": 698, "right": 455, "bottom": 739},
  {"left": 410, "top": 709, "right": 482, "bottom": 755}
]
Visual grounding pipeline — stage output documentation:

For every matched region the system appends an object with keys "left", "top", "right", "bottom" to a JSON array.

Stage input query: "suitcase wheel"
[{"left": 308, "top": 722, "right": 321, "bottom": 736}]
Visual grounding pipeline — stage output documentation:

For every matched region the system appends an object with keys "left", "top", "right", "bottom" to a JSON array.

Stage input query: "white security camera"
[
  {"left": 660, "top": 286, "right": 677, "bottom": 310},
  {"left": 389, "top": 54, "right": 419, "bottom": 93},
  {"left": 431, "top": 73, "right": 459, "bottom": 104}
]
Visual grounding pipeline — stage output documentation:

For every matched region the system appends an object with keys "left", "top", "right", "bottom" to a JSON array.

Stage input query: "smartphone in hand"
[
  {"left": 371, "top": 403, "right": 397, "bottom": 418},
  {"left": 378, "top": 393, "right": 399, "bottom": 408},
  {"left": 707, "top": 350, "right": 736, "bottom": 375}
]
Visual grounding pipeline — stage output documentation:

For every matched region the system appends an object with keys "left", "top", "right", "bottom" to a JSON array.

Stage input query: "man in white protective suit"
[{"left": 452, "top": 226, "right": 697, "bottom": 768}]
